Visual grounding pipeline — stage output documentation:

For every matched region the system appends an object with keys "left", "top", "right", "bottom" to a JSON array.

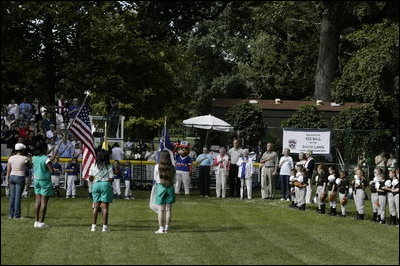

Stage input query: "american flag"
[{"left": 69, "top": 104, "right": 96, "bottom": 180}]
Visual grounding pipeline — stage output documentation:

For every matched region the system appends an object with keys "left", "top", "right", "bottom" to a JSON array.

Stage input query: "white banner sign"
[{"left": 282, "top": 129, "right": 331, "bottom": 155}]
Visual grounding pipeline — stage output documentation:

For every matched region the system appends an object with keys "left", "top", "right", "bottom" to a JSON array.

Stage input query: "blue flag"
[
  {"left": 156, "top": 128, "right": 173, "bottom": 162},
  {"left": 159, "top": 128, "right": 173, "bottom": 151}
]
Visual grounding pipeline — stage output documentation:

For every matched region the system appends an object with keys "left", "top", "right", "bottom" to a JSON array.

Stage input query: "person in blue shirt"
[
  {"left": 51, "top": 157, "right": 63, "bottom": 197},
  {"left": 112, "top": 160, "right": 123, "bottom": 199},
  {"left": 57, "top": 137, "right": 74, "bottom": 158},
  {"left": 196, "top": 146, "right": 213, "bottom": 197},
  {"left": 65, "top": 157, "right": 80, "bottom": 198},
  {"left": 123, "top": 161, "right": 134, "bottom": 200}
]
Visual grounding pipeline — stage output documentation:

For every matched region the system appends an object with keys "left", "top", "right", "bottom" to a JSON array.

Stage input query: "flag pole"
[
  {"left": 52, "top": 91, "right": 91, "bottom": 157},
  {"left": 164, "top": 116, "right": 167, "bottom": 149}
]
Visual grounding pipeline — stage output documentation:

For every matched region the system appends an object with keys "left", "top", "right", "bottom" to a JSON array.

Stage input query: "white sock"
[
  {"left": 91, "top": 224, "right": 96, "bottom": 229},
  {"left": 103, "top": 225, "right": 108, "bottom": 229},
  {"left": 165, "top": 225, "right": 169, "bottom": 230},
  {"left": 159, "top": 226, "right": 164, "bottom": 230}
]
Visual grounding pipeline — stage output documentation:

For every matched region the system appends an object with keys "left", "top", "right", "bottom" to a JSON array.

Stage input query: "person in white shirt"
[
  {"left": 7, "top": 99, "right": 19, "bottom": 120},
  {"left": 46, "top": 124, "right": 57, "bottom": 139},
  {"left": 227, "top": 139, "right": 243, "bottom": 197},
  {"left": 387, "top": 153, "right": 397, "bottom": 170},
  {"left": 213, "top": 147, "right": 230, "bottom": 198},
  {"left": 237, "top": 149, "right": 254, "bottom": 200},
  {"left": 111, "top": 143, "right": 124, "bottom": 161},
  {"left": 279, "top": 148, "right": 294, "bottom": 201},
  {"left": 89, "top": 150, "right": 114, "bottom": 232}
]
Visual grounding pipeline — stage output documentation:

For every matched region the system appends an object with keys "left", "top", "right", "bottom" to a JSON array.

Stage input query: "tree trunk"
[
  {"left": 43, "top": 13, "right": 57, "bottom": 106},
  {"left": 314, "top": 3, "right": 340, "bottom": 102}
]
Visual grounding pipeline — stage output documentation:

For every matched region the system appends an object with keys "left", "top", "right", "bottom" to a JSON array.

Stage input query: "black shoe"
[
  {"left": 370, "top": 212, "right": 378, "bottom": 222},
  {"left": 394, "top": 216, "right": 398, "bottom": 226},
  {"left": 340, "top": 214, "right": 346, "bottom": 218},
  {"left": 332, "top": 208, "right": 337, "bottom": 216},
  {"left": 359, "top": 214, "right": 364, "bottom": 220},
  {"left": 380, "top": 220, "right": 386, "bottom": 224},
  {"left": 321, "top": 205, "right": 326, "bottom": 214}
]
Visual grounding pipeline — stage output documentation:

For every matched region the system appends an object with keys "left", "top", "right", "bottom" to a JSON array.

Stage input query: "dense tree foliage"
[
  {"left": 281, "top": 104, "right": 327, "bottom": 129},
  {"left": 225, "top": 102, "right": 263, "bottom": 147},
  {"left": 1, "top": 1, "right": 399, "bottom": 140}
]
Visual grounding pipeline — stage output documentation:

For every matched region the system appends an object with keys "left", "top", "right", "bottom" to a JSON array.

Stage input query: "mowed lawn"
[{"left": 1, "top": 188, "right": 399, "bottom": 265}]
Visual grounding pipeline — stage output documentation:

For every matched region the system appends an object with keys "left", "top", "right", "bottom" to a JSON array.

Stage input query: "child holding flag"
[{"left": 153, "top": 150, "right": 176, "bottom": 234}]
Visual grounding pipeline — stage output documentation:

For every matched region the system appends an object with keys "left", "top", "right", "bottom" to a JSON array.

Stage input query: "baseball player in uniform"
[
  {"left": 327, "top": 166, "right": 338, "bottom": 216},
  {"left": 369, "top": 168, "right": 381, "bottom": 222},
  {"left": 296, "top": 167, "right": 308, "bottom": 210},
  {"left": 315, "top": 164, "right": 328, "bottom": 214},
  {"left": 352, "top": 168, "right": 368, "bottom": 220},
  {"left": 289, "top": 168, "right": 297, "bottom": 208},
  {"left": 376, "top": 173, "right": 388, "bottom": 224},
  {"left": 337, "top": 170, "right": 349, "bottom": 217},
  {"left": 386, "top": 169, "right": 399, "bottom": 226}
]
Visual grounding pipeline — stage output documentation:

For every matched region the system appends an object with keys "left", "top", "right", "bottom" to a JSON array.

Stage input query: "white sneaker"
[
  {"left": 102, "top": 227, "right": 109, "bottom": 232},
  {"left": 72, "top": 195, "right": 76, "bottom": 199},
  {"left": 34, "top": 221, "right": 40, "bottom": 228},
  {"left": 90, "top": 225, "right": 96, "bottom": 232},
  {"left": 155, "top": 228, "right": 165, "bottom": 234},
  {"left": 38, "top": 222, "right": 49, "bottom": 228}
]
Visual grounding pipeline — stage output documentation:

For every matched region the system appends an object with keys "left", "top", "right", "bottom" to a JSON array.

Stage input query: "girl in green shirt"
[{"left": 33, "top": 141, "right": 54, "bottom": 228}]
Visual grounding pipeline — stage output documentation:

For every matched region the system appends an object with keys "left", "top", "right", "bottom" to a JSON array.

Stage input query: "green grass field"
[{"left": 1, "top": 188, "right": 399, "bottom": 265}]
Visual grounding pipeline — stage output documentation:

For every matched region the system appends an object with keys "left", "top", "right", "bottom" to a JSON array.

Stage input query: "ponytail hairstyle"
[{"left": 158, "top": 150, "right": 175, "bottom": 187}]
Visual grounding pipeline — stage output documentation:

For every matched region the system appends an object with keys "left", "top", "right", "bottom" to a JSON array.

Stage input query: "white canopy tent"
[{"left": 182, "top": 114, "right": 234, "bottom": 144}]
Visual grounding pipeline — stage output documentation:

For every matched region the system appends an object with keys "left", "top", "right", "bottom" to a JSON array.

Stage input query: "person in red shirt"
[{"left": 18, "top": 121, "right": 30, "bottom": 139}]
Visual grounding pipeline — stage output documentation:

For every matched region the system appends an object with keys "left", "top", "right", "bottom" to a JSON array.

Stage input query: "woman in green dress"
[
  {"left": 88, "top": 150, "right": 114, "bottom": 232},
  {"left": 154, "top": 150, "right": 176, "bottom": 234},
  {"left": 33, "top": 141, "right": 54, "bottom": 228}
]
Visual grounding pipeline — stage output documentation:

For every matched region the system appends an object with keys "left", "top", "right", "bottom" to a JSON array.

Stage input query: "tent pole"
[{"left": 205, "top": 129, "right": 209, "bottom": 146}]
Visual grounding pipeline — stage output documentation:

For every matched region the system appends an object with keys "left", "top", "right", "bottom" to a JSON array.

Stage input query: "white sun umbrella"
[{"left": 183, "top": 114, "right": 234, "bottom": 144}]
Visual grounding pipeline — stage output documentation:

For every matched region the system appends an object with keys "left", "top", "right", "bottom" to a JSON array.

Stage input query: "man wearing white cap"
[{"left": 6, "top": 143, "right": 31, "bottom": 219}]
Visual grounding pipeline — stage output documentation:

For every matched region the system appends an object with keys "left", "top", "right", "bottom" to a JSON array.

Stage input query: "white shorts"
[{"left": 51, "top": 175, "right": 61, "bottom": 186}]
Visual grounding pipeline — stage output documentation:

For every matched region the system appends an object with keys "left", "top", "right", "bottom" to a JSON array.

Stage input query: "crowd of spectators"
[{"left": 1, "top": 95, "right": 82, "bottom": 158}]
